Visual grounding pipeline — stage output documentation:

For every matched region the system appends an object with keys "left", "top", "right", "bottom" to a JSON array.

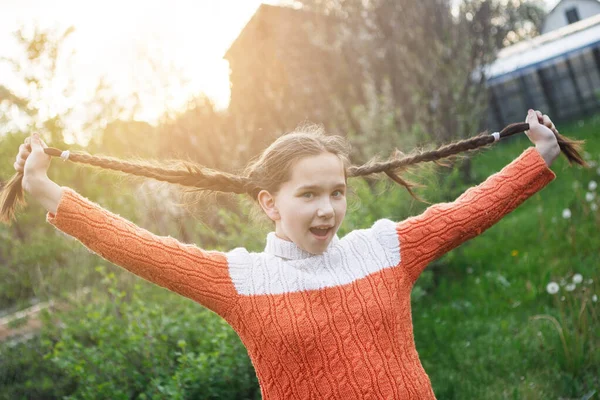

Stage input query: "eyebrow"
[{"left": 296, "top": 183, "right": 347, "bottom": 191}]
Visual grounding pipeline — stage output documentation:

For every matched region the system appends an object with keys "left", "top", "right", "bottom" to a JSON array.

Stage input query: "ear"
[{"left": 257, "top": 190, "right": 280, "bottom": 222}]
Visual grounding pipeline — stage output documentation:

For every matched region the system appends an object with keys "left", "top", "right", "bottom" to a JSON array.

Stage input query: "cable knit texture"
[{"left": 47, "top": 147, "right": 556, "bottom": 399}]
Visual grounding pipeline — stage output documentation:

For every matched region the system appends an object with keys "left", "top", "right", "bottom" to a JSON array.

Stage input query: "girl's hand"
[
  {"left": 14, "top": 133, "right": 52, "bottom": 193},
  {"left": 525, "top": 109, "right": 559, "bottom": 148},
  {"left": 525, "top": 109, "right": 560, "bottom": 167}
]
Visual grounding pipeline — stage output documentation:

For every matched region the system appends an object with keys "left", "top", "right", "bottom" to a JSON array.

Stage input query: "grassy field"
[{"left": 411, "top": 115, "right": 600, "bottom": 399}]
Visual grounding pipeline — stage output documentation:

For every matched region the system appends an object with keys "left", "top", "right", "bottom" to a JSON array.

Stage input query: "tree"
[{"left": 257, "top": 0, "right": 546, "bottom": 152}]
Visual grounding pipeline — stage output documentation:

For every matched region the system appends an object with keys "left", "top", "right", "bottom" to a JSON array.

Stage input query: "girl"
[{"left": 4, "top": 110, "right": 585, "bottom": 399}]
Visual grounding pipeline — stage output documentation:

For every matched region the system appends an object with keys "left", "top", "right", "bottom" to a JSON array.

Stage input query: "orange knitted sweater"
[{"left": 47, "top": 146, "right": 556, "bottom": 399}]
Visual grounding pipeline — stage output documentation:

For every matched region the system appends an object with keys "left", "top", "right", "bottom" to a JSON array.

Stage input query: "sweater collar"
[{"left": 265, "top": 232, "right": 340, "bottom": 260}]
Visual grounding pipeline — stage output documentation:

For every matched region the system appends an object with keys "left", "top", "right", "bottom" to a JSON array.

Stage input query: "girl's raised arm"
[
  {"left": 16, "top": 136, "right": 237, "bottom": 319},
  {"left": 396, "top": 111, "right": 560, "bottom": 284}
]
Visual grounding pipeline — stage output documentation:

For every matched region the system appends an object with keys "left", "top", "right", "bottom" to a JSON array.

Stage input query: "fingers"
[
  {"left": 14, "top": 137, "right": 33, "bottom": 173},
  {"left": 527, "top": 109, "right": 540, "bottom": 127},
  {"left": 542, "top": 114, "right": 555, "bottom": 130},
  {"left": 14, "top": 155, "right": 26, "bottom": 172},
  {"left": 532, "top": 110, "right": 555, "bottom": 130},
  {"left": 535, "top": 110, "right": 548, "bottom": 127},
  {"left": 29, "top": 133, "right": 49, "bottom": 150}
]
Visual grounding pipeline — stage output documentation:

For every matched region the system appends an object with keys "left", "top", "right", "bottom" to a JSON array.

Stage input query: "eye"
[
  {"left": 302, "top": 192, "right": 314, "bottom": 199},
  {"left": 332, "top": 190, "right": 344, "bottom": 197}
]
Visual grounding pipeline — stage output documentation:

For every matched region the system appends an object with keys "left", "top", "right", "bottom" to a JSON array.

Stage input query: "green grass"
[{"left": 412, "top": 116, "right": 600, "bottom": 399}]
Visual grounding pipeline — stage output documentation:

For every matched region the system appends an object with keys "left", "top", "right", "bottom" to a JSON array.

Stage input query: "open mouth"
[{"left": 309, "top": 227, "right": 332, "bottom": 239}]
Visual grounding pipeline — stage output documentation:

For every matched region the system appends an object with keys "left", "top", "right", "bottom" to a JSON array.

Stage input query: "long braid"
[
  {"left": 40, "top": 150, "right": 261, "bottom": 196},
  {"left": 0, "top": 122, "right": 588, "bottom": 224}
]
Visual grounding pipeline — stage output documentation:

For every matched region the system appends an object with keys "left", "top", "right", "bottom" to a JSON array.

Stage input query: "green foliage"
[
  {"left": 40, "top": 266, "right": 257, "bottom": 399},
  {"left": 0, "top": 335, "right": 76, "bottom": 400}
]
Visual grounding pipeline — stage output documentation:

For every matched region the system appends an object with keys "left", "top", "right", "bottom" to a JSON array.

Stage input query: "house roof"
[
  {"left": 223, "top": 4, "right": 321, "bottom": 60},
  {"left": 484, "top": 11, "right": 600, "bottom": 83}
]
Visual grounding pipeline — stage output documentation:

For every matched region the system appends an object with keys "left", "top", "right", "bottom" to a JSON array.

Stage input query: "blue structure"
[{"left": 485, "top": 13, "right": 600, "bottom": 129}]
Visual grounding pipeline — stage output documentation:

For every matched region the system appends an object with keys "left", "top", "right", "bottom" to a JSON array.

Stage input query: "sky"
[
  {"left": 0, "top": 0, "right": 561, "bottom": 133},
  {"left": 0, "top": 0, "right": 279, "bottom": 132}
]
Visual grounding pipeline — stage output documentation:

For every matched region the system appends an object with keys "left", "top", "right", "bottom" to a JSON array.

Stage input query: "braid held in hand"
[{"left": 0, "top": 121, "right": 588, "bottom": 224}]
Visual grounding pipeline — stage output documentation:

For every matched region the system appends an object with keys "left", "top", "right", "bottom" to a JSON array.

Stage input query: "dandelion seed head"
[
  {"left": 562, "top": 208, "right": 571, "bottom": 219},
  {"left": 565, "top": 283, "right": 576, "bottom": 292},
  {"left": 589, "top": 181, "right": 598, "bottom": 191},
  {"left": 593, "top": 295, "right": 598, "bottom": 303},
  {"left": 546, "top": 282, "right": 559, "bottom": 294},
  {"left": 573, "top": 274, "right": 583, "bottom": 284},
  {"left": 586, "top": 192, "right": 596, "bottom": 202},
  {"left": 592, "top": 203, "right": 598, "bottom": 211}
]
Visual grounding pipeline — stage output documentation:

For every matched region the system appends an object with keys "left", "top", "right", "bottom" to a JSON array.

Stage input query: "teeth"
[{"left": 310, "top": 227, "right": 330, "bottom": 236}]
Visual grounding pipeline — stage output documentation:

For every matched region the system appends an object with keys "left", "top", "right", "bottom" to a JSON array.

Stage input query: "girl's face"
[{"left": 262, "top": 152, "right": 347, "bottom": 255}]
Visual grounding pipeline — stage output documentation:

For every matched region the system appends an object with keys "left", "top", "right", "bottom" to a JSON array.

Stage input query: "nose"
[{"left": 316, "top": 198, "right": 334, "bottom": 219}]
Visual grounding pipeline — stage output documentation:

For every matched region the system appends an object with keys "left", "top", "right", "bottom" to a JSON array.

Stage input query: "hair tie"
[
  {"left": 60, "top": 150, "right": 70, "bottom": 161},
  {"left": 491, "top": 132, "right": 500, "bottom": 142}
]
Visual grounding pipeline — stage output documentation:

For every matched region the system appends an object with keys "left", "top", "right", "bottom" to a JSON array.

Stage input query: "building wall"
[
  {"left": 487, "top": 46, "right": 600, "bottom": 130},
  {"left": 542, "top": 0, "right": 600, "bottom": 33}
]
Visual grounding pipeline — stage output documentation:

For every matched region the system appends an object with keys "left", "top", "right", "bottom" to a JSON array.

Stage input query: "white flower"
[
  {"left": 593, "top": 295, "right": 598, "bottom": 303},
  {"left": 586, "top": 192, "right": 596, "bottom": 202},
  {"left": 565, "top": 283, "right": 576, "bottom": 292},
  {"left": 589, "top": 181, "right": 598, "bottom": 191},
  {"left": 590, "top": 161, "right": 598, "bottom": 168},
  {"left": 573, "top": 274, "right": 583, "bottom": 284},
  {"left": 467, "top": 267, "right": 473, "bottom": 274},
  {"left": 562, "top": 209, "right": 571, "bottom": 219},
  {"left": 587, "top": 279, "right": 594, "bottom": 284},
  {"left": 546, "top": 282, "right": 559, "bottom": 294},
  {"left": 592, "top": 203, "right": 598, "bottom": 211}
]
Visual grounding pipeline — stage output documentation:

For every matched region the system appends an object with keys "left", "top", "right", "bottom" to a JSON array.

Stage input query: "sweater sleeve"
[
  {"left": 46, "top": 187, "right": 238, "bottom": 318},
  {"left": 396, "top": 146, "right": 556, "bottom": 284}
]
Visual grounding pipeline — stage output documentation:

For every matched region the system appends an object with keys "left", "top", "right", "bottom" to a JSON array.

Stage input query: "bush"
[{"left": 1, "top": 266, "right": 260, "bottom": 399}]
